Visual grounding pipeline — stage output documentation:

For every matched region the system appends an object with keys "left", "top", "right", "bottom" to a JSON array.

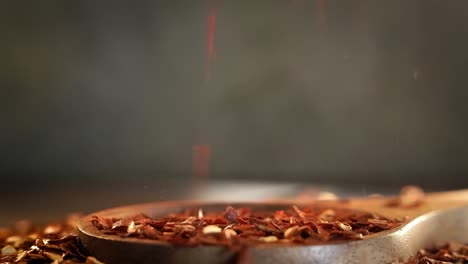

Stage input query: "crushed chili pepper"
[
  {"left": 0, "top": 214, "right": 104, "bottom": 264},
  {"left": 394, "top": 242, "right": 468, "bottom": 264},
  {"left": 91, "top": 205, "right": 404, "bottom": 247}
]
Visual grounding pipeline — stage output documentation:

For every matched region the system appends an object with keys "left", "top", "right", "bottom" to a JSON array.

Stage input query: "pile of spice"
[
  {"left": 0, "top": 214, "right": 103, "bottom": 264},
  {"left": 91, "top": 205, "right": 404, "bottom": 247},
  {"left": 396, "top": 242, "right": 468, "bottom": 264}
]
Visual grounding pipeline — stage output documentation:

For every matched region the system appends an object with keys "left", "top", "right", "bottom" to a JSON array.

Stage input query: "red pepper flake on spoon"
[{"left": 90, "top": 205, "right": 405, "bottom": 247}]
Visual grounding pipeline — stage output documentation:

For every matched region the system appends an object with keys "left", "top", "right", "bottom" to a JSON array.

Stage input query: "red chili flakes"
[
  {"left": 394, "top": 242, "right": 468, "bottom": 264},
  {"left": 0, "top": 214, "right": 104, "bottom": 264},
  {"left": 91, "top": 205, "right": 405, "bottom": 247},
  {"left": 224, "top": 206, "right": 240, "bottom": 224},
  {"left": 90, "top": 215, "right": 112, "bottom": 230}
]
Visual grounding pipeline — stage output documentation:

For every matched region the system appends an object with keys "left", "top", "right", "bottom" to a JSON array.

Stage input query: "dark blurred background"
[{"left": 1, "top": 0, "right": 468, "bottom": 223}]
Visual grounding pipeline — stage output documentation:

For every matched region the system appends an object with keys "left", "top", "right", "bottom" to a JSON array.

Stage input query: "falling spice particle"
[
  {"left": 316, "top": 0, "right": 327, "bottom": 25},
  {"left": 193, "top": 144, "right": 212, "bottom": 183},
  {"left": 204, "top": 0, "right": 221, "bottom": 81}
]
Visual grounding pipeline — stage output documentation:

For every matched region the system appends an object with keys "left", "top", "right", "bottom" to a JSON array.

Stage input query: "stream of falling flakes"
[{"left": 193, "top": 0, "right": 221, "bottom": 186}]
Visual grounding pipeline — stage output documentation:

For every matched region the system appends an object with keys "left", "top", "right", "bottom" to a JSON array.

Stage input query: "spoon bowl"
[{"left": 78, "top": 190, "right": 468, "bottom": 264}]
